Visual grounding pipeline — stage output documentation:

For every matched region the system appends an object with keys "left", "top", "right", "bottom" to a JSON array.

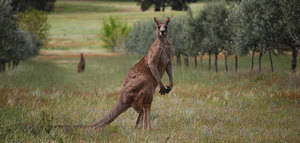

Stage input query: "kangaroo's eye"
[{"left": 158, "top": 26, "right": 160, "bottom": 29}]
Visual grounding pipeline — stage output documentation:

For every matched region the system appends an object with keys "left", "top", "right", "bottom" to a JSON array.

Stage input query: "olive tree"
[
  {"left": 168, "top": 16, "right": 191, "bottom": 67},
  {"left": 201, "top": 2, "right": 229, "bottom": 72},
  {"left": 279, "top": 0, "right": 300, "bottom": 72},
  {"left": 237, "top": 0, "right": 263, "bottom": 72},
  {"left": 189, "top": 8, "right": 206, "bottom": 68},
  {"left": 191, "top": 7, "right": 216, "bottom": 71}
]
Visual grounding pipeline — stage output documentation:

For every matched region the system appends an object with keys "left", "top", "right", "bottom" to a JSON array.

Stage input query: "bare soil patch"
[{"left": 37, "top": 50, "right": 121, "bottom": 59}]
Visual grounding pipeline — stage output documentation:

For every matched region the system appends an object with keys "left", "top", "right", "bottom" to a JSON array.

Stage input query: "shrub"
[
  {"left": 0, "top": 1, "right": 42, "bottom": 72},
  {"left": 125, "top": 17, "right": 191, "bottom": 56},
  {"left": 124, "top": 19, "right": 156, "bottom": 54},
  {"left": 16, "top": 8, "right": 50, "bottom": 48},
  {"left": 99, "top": 17, "right": 131, "bottom": 52}
]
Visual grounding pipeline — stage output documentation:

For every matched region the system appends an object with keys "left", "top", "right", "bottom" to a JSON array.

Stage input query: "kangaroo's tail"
[
  {"left": 54, "top": 102, "right": 130, "bottom": 129},
  {"left": 53, "top": 124, "right": 92, "bottom": 129},
  {"left": 91, "top": 102, "right": 130, "bottom": 129}
]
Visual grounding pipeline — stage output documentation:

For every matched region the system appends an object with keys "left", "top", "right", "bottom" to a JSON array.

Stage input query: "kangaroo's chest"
[
  {"left": 158, "top": 47, "right": 171, "bottom": 77},
  {"left": 160, "top": 48, "right": 170, "bottom": 65}
]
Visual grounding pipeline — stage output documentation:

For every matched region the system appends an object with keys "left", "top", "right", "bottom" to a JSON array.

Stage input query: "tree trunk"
[
  {"left": 291, "top": 46, "right": 298, "bottom": 72},
  {"left": 13, "top": 60, "right": 19, "bottom": 68},
  {"left": 154, "top": 2, "right": 161, "bottom": 11},
  {"left": 200, "top": 54, "right": 203, "bottom": 68},
  {"left": 0, "top": 61, "right": 5, "bottom": 72},
  {"left": 0, "top": 62, "right": 3, "bottom": 72},
  {"left": 13, "top": 60, "right": 17, "bottom": 69},
  {"left": 224, "top": 54, "right": 228, "bottom": 72},
  {"left": 215, "top": 52, "right": 218, "bottom": 72},
  {"left": 7, "top": 61, "right": 12, "bottom": 70},
  {"left": 184, "top": 56, "right": 189, "bottom": 67},
  {"left": 162, "top": 0, "right": 166, "bottom": 11},
  {"left": 251, "top": 47, "right": 256, "bottom": 72},
  {"left": 194, "top": 55, "right": 197, "bottom": 68},
  {"left": 208, "top": 51, "right": 211, "bottom": 71},
  {"left": 176, "top": 54, "right": 181, "bottom": 66},
  {"left": 268, "top": 49, "right": 274, "bottom": 72},
  {"left": 112, "top": 47, "right": 115, "bottom": 52},
  {"left": 259, "top": 50, "right": 263, "bottom": 73},
  {"left": 235, "top": 55, "right": 238, "bottom": 72}
]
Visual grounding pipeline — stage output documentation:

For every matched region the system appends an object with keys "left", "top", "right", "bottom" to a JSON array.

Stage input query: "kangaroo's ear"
[
  {"left": 164, "top": 17, "right": 170, "bottom": 25},
  {"left": 154, "top": 17, "right": 160, "bottom": 25}
]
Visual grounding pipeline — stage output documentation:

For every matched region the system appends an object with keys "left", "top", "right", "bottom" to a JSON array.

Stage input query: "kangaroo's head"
[
  {"left": 80, "top": 53, "right": 84, "bottom": 60},
  {"left": 154, "top": 17, "right": 170, "bottom": 38}
]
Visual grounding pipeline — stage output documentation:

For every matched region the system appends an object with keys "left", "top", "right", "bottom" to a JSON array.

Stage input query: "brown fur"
[
  {"left": 78, "top": 53, "right": 85, "bottom": 73},
  {"left": 56, "top": 17, "right": 173, "bottom": 130}
]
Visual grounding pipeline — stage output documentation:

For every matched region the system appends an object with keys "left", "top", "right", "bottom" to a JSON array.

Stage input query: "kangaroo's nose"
[
  {"left": 160, "top": 31, "right": 165, "bottom": 36},
  {"left": 160, "top": 27, "right": 166, "bottom": 32}
]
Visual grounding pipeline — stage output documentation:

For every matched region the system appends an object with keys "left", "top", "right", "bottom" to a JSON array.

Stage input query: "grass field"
[
  {"left": 1, "top": 0, "right": 300, "bottom": 142},
  {"left": 47, "top": 0, "right": 205, "bottom": 50},
  {"left": 0, "top": 54, "right": 299, "bottom": 142}
]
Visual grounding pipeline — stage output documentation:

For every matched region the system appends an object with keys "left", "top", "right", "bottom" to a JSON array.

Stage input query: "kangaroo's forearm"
[
  {"left": 166, "top": 63, "right": 173, "bottom": 86},
  {"left": 149, "top": 64, "right": 163, "bottom": 87}
]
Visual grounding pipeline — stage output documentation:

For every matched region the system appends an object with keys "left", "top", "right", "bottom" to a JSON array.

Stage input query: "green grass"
[
  {"left": 1, "top": 1, "right": 299, "bottom": 142},
  {"left": 0, "top": 55, "right": 299, "bottom": 142},
  {"left": 53, "top": 2, "right": 120, "bottom": 14},
  {"left": 47, "top": 1, "right": 205, "bottom": 50}
]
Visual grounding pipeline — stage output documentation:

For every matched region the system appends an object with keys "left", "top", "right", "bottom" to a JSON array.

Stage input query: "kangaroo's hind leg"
[
  {"left": 146, "top": 106, "right": 151, "bottom": 130},
  {"left": 143, "top": 104, "right": 152, "bottom": 130},
  {"left": 135, "top": 113, "right": 143, "bottom": 128},
  {"left": 143, "top": 107, "right": 147, "bottom": 130}
]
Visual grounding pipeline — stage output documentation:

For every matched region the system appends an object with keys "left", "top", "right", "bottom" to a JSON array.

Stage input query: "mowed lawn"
[
  {"left": 0, "top": 54, "right": 299, "bottom": 142},
  {"left": 47, "top": 0, "right": 205, "bottom": 50}
]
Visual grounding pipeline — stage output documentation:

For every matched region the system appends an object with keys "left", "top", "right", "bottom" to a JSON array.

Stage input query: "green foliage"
[
  {"left": 279, "top": 0, "right": 300, "bottom": 46},
  {"left": 125, "top": 17, "right": 192, "bottom": 55},
  {"left": 191, "top": 1, "right": 229, "bottom": 56},
  {"left": 125, "top": 19, "right": 156, "bottom": 54},
  {"left": 225, "top": 3, "right": 244, "bottom": 55},
  {"left": 136, "top": 0, "right": 197, "bottom": 11},
  {"left": 190, "top": 7, "right": 208, "bottom": 55},
  {"left": 0, "top": 0, "right": 42, "bottom": 72},
  {"left": 16, "top": 30, "right": 43, "bottom": 60},
  {"left": 237, "top": 0, "right": 292, "bottom": 51},
  {"left": 0, "top": 0, "right": 17, "bottom": 61},
  {"left": 125, "top": 0, "right": 299, "bottom": 71},
  {"left": 11, "top": 0, "right": 56, "bottom": 12},
  {"left": 100, "top": 17, "right": 131, "bottom": 52},
  {"left": 238, "top": 0, "right": 262, "bottom": 50},
  {"left": 16, "top": 8, "right": 50, "bottom": 47},
  {"left": 168, "top": 16, "right": 191, "bottom": 56}
]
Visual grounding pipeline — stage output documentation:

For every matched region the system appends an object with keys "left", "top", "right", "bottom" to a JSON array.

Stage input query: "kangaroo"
[
  {"left": 56, "top": 17, "right": 173, "bottom": 130},
  {"left": 78, "top": 53, "right": 85, "bottom": 73}
]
